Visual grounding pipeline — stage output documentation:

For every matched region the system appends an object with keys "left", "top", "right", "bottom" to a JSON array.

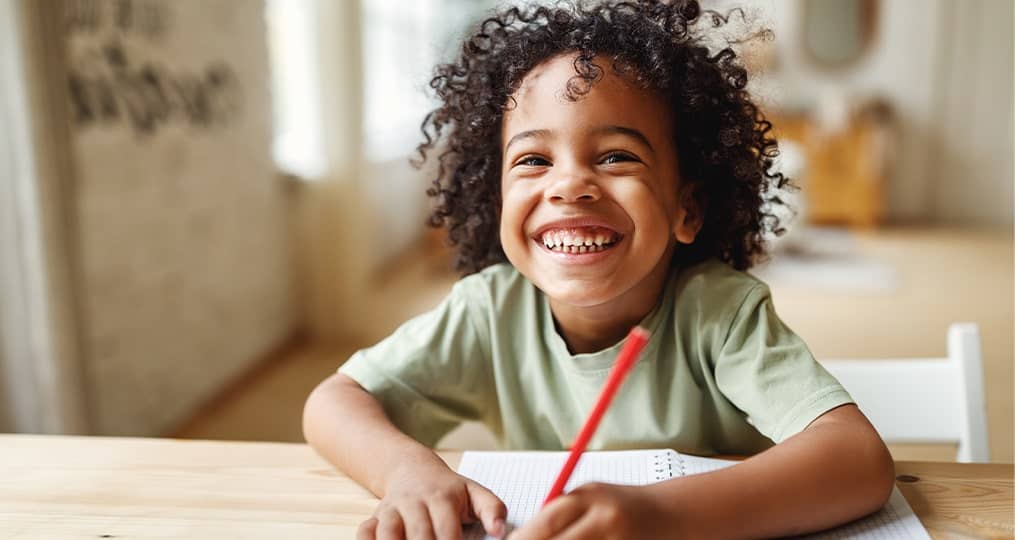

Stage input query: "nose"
[{"left": 545, "top": 166, "right": 601, "bottom": 204}]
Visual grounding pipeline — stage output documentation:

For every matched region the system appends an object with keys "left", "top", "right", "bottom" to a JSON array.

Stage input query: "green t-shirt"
[{"left": 339, "top": 259, "right": 852, "bottom": 455}]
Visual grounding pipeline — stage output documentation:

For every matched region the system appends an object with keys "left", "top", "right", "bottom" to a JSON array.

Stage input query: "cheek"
[
  {"left": 498, "top": 184, "right": 532, "bottom": 248},
  {"left": 614, "top": 181, "right": 676, "bottom": 236},
  {"left": 636, "top": 206, "right": 676, "bottom": 252}
]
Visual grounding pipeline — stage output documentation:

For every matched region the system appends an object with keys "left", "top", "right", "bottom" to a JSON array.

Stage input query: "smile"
[{"left": 537, "top": 226, "right": 622, "bottom": 254}]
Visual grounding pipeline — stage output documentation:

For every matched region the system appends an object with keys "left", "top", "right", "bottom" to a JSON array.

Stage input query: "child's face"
[{"left": 499, "top": 53, "right": 700, "bottom": 310}]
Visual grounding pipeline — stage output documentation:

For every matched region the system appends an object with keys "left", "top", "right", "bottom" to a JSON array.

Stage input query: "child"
[{"left": 304, "top": 1, "right": 895, "bottom": 538}]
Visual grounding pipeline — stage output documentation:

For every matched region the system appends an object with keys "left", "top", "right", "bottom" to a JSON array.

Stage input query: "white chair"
[{"left": 821, "top": 323, "right": 990, "bottom": 462}]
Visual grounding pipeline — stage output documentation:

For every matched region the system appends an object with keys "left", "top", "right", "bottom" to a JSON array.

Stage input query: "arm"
[
  {"left": 514, "top": 404, "right": 895, "bottom": 539},
  {"left": 651, "top": 404, "right": 895, "bottom": 538},
  {"left": 303, "top": 372, "right": 507, "bottom": 538},
  {"left": 303, "top": 372, "right": 440, "bottom": 495}
]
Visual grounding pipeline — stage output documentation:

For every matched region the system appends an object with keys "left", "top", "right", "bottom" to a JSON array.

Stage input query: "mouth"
[{"left": 532, "top": 224, "right": 624, "bottom": 255}]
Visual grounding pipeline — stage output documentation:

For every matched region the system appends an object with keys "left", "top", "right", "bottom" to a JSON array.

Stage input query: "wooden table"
[{"left": 2, "top": 435, "right": 1011, "bottom": 539}]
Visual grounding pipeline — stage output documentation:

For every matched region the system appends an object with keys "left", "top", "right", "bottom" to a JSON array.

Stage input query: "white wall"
[
  {"left": 929, "top": 0, "right": 1014, "bottom": 225},
  {"left": 361, "top": 157, "right": 431, "bottom": 270},
  {"left": 59, "top": 0, "right": 294, "bottom": 435}
]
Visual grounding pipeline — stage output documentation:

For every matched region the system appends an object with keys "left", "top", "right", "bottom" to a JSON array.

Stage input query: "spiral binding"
[{"left": 651, "top": 450, "right": 683, "bottom": 480}]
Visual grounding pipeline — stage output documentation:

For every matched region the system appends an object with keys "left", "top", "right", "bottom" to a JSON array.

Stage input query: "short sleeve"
[
  {"left": 338, "top": 283, "right": 492, "bottom": 447},
  {"left": 714, "top": 284, "right": 853, "bottom": 443}
]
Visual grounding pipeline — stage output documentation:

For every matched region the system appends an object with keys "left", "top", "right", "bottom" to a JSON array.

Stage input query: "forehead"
[{"left": 502, "top": 54, "right": 672, "bottom": 142}]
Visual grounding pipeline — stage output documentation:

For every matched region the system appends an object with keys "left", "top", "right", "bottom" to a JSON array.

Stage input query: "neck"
[{"left": 549, "top": 251, "right": 673, "bottom": 355}]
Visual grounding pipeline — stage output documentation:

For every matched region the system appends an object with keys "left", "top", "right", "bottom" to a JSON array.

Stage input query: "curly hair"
[{"left": 415, "top": 0, "right": 790, "bottom": 275}]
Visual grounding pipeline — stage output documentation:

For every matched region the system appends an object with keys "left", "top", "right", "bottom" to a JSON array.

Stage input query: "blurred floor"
[
  {"left": 174, "top": 240, "right": 457, "bottom": 441},
  {"left": 176, "top": 226, "right": 1013, "bottom": 463}
]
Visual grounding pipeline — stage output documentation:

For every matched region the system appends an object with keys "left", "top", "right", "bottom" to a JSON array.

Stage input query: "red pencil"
[{"left": 542, "top": 326, "right": 651, "bottom": 506}]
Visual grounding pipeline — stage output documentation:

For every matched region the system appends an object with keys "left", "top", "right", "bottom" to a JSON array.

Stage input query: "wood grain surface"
[
  {"left": 2, "top": 435, "right": 1011, "bottom": 539},
  {"left": 895, "top": 461, "right": 1013, "bottom": 539}
]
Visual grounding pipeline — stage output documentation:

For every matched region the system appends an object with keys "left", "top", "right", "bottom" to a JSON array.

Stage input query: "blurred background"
[{"left": 0, "top": 0, "right": 1011, "bottom": 463}]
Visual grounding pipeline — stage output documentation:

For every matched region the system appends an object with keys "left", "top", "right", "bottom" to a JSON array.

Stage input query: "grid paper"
[
  {"left": 458, "top": 450, "right": 676, "bottom": 539},
  {"left": 457, "top": 450, "right": 930, "bottom": 539}
]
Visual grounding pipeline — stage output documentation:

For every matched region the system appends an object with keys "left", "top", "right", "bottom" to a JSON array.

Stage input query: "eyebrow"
[
  {"left": 594, "top": 125, "right": 655, "bottom": 155},
  {"left": 503, "top": 125, "right": 656, "bottom": 155},
  {"left": 503, "top": 129, "right": 551, "bottom": 154}
]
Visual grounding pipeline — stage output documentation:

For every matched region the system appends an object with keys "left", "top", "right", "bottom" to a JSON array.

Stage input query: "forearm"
[
  {"left": 302, "top": 373, "right": 449, "bottom": 496},
  {"left": 649, "top": 405, "right": 895, "bottom": 539}
]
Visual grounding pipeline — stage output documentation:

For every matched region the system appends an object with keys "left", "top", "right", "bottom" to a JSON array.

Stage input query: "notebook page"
[
  {"left": 459, "top": 451, "right": 930, "bottom": 539},
  {"left": 678, "top": 453, "right": 738, "bottom": 475},
  {"left": 458, "top": 449, "right": 677, "bottom": 539},
  {"left": 677, "top": 455, "right": 931, "bottom": 539}
]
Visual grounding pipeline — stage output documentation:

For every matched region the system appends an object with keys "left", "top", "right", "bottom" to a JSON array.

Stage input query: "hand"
[
  {"left": 357, "top": 459, "right": 507, "bottom": 540},
  {"left": 511, "top": 483, "right": 671, "bottom": 540}
]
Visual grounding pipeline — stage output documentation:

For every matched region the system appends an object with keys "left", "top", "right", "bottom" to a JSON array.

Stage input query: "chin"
[{"left": 539, "top": 279, "right": 617, "bottom": 308}]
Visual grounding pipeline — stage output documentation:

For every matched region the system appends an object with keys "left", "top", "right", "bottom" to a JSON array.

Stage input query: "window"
[
  {"left": 266, "top": 0, "right": 495, "bottom": 175},
  {"left": 265, "top": 0, "right": 326, "bottom": 178},
  {"left": 361, "top": 0, "right": 493, "bottom": 162}
]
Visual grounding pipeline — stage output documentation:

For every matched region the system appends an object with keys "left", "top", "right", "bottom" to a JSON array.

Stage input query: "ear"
[{"left": 672, "top": 185, "right": 704, "bottom": 245}]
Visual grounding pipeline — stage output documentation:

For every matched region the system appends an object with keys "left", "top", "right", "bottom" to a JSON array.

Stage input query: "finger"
[
  {"left": 511, "top": 496, "right": 585, "bottom": 540},
  {"left": 551, "top": 512, "right": 600, "bottom": 540},
  {"left": 375, "top": 508, "right": 405, "bottom": 540},
  {"left": 428, "top": 498, "right": 464, "bottom": 540},
  {"left": 399, "top": 501, "right": 436, "bottom": 540},
  {"left": 465, "top": 480, "right": 508, "bottom": 537},
  {"left": 357, "top": 517, "right": 379, "bottom": 540}
]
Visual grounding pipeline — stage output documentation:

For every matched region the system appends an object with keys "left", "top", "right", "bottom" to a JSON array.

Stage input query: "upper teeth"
[
  {"left": 539, "top": 228, "right": 618, "bottom": 249},
  {"left": 542, "top": 233, "right": 611, "bottom": 248}
]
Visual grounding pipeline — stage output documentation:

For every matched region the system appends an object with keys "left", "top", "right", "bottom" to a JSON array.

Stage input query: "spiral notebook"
[{"left": 457, "top": 449, "right": 929, "bottom": 539}]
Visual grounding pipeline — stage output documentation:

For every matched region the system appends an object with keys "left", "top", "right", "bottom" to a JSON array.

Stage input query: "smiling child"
[{"left": 303, "top": 1, "right": 895, "bottom": 539}]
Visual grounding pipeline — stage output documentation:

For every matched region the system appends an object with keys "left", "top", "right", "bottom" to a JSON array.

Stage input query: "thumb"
[{"left": 465, "top": 479, "right": 508, "bottom": 538}]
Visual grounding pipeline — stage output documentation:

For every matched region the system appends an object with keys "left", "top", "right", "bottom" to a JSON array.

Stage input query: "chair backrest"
[{"left": 820, "top": 323, "right": 989, "bottom": 462}]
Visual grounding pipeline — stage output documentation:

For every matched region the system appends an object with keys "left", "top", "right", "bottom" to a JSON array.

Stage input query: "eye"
[
  {"left": 600, "top": 152, "right": 638, "bottom": 165},
  {"left": 516, "top": 155, "right": 551, "bottom": 167}
]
